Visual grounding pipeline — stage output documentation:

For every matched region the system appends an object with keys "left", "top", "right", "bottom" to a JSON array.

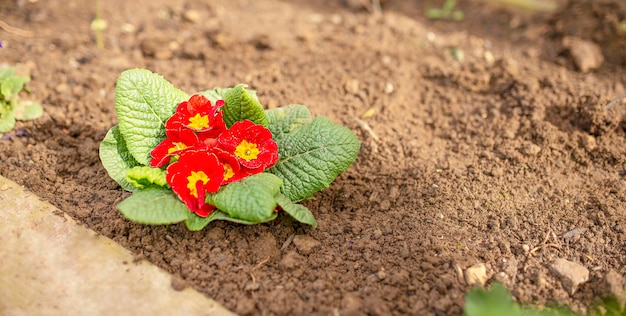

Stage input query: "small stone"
[
  {"left": 522, "top": 143, "right": 541, "bottom": 156},
  {"left": 465, "top": 263, "right": 488, "bottom": 286},
  {"left": 55, "top": 83, "right": 69, "bottom": 94},
  {"left": 581, "top": 135, "right": 597, "bottom": 151},
  {"left": 562, "top": 36, "right": 604, "bottom": 73},
  {"left": 376, "top": 270, "right": 387, "bottom": 281},
  {"left": 384, "top": 82, "right": 394, "bottom": 94},
  {"left": 522, "top": 244, "right": 530, "bottom": 253},
  {"left": 292, "top": 235, "right": 320, "bottom": 255},
  {"left": 207, "top": 31, "right": 232, "bottom": 49},
  {"left": 121, "top": 23, "right": 136, "bottom": 33},
  {"left": 344, "top": 79, "right": 360, "bottom": 95},
  {"left": 182, "top": 10, "right": 201, "bottom": 23},
  {"left": 170, "top": 276, "right": 187, "bottom": 291},
  {"left": 244, "top": 282, "right": 260, "bottom": 291},
  {"left": 549, "top": 258, "right": 589, "bottom": 295}
]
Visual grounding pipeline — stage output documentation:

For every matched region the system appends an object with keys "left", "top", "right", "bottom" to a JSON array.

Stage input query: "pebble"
[
  {"left": 384, "top": 82, "right": 394, "bottom": 94},
  {"left": 344, "top": 79, "right": 360, "bottom": 95},
  {"left": 521, "top": 244, "right": 530, "bottom": 253},
  {"left": 244, "top": 282, "right": 260, "bottom": 291},
  {"left": 562, "top": 36, "right": 604, "bottom": 73},
  {"left": 182, "top": 10, "right": 201, "bottom": 23},
  {"left": 292, "top": 235, "right": 320, "bottom": 255},
  {"left": 522, "top": 143, "right": 541, "bottom": 156},
  {"left": 465, "top": 263, "right": 488, "bottom": 286},
  {"left": 549, "top": 258, "right": 589, "bottom": 295},
  {"left": 376, "top": 270, "right": 387, "bottom": 281}
]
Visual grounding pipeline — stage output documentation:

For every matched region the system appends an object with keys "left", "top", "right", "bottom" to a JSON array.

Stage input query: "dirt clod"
[{"left": 549, "top": 258, "right": 590, "bottom": 295}]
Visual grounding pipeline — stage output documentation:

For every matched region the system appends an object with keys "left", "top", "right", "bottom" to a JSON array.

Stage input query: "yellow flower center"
[
  {"left": 187, "top": 171, "right": 209, "bottom": 198},
  {"left": 167, "top": 142, "right": 187, "bottom": 154},
  {"left": 188, "top": 113, "right": 209, "bottom": 130},
  {"left": 234, "top": 140, "right": 260, "bottom": 161},
  {"left": 223, "top": 164, "right": 235, "bottom": 181}
]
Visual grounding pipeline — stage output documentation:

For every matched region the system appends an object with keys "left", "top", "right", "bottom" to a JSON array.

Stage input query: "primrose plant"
[
  {"left": 100, "top": 69, "right": 360, "bottom": 230},
  {"left": 0, "top": 67, "right": 43, "bottom": 136}
]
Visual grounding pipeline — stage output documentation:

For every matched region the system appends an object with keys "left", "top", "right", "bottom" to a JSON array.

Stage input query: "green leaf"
[
  {"left": 197, "top": 87, "right": 228, "bottom": 105},
  {"left": 1, "top": 75, "right": 30, "bottom": 100},
  {"left": 114, "top": 68, "right": 189, "bottom": 165},
  {"left": 184, "top": 210, "right": 217, "bottom": 231},
  {"left": 211, "top": 210, "right": 277, "bottom": 225},
  {"left": 125, "top": 166, "right": 168, "bottom": 189},
  {"left": 185, "top": 208, "right": 279, "bottom": 231},
  {"left": 275, "top": 193, "right": 317, "bottom": 228},
  {"left": 0, "top": 67, "right": 15, "bottom": 80},
  {"left": 265, "top": 104, "right": 313, "bottom": 143},
  {"left": 208, "top": 173, "right": 282, "bottom": 223},
  {"left": 117, "top": 188, "right": 189, "bottom": 225},
  {"left": 464, "top": 283, "right": 575, "bottom": 316},
  {"left": 99, "top": 125, "right": 142, "bottom": 192},
  {"left": 0, "top": 109, "right": 16, "bottom": 133},
  {"left": 268, "top": 116, "right": 360, "bottom": 201},
  {"left": 221, "top": 84, "right": 268, "bottom": 127},
  {"left": 464, "top": 283, "right": 522, "bottom": 316},
  {"left": 14, "top": 100, "right": 43, "bottom": 121}
]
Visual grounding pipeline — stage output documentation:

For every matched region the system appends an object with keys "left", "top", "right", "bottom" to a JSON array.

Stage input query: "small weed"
[
  {"left": 0, "top": 67, "right": 42, "bottom": 137},
  {"left": 90, "top": 0, "right": 107, "bottom": 49},
  {"left": 426, "top": 0, "right": 464, "bottom": 21}
]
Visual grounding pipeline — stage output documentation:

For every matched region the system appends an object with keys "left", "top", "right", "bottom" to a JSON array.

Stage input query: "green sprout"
[
  {"left": 90, "top": 0, "right": 108, "bottom": 49},
  {"left": 426, "top": 0, "right": 464, "bottom": 21},
  {"left": 0, "top": 67, "right": 42, "bottom": 136}
]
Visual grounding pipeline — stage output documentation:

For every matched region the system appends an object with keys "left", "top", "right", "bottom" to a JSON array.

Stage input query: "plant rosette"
[
  {"left": 0, "top": 67, "right": 43, "bottom": 136},
  {"left": 100, "top": 69, "right": 361, "bottom": 230}
]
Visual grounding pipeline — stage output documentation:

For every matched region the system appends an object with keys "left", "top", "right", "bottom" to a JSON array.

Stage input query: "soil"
[{"left": 1, "top": 0, "right": 626, "bottom": 315}]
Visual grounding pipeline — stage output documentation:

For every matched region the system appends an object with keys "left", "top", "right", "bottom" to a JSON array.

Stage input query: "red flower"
[
  {"left": 166, "top": 150, "right": 224, "bottom": 217},
  {"left": 150, "top": 95, "right": 227, "bottom": 168},
  {"left": 166, "top": 95, "right": 226, "bottom": 143},
  {"left": 213, "top": 148, "right": 249, "bottom": 184},
  {"left": 217, "top": 120, "right": 279, "bottom": 173},
  {"left": 150, "top": 138, "right": 188, "bottom": 168}
]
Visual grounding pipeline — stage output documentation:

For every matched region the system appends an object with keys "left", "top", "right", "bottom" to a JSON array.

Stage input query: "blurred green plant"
[
  {"left": 0, "top": 67, "right": 42, "bottom": 136},
  {"left": 465, "top": 283, "right": 574, "bottom": 316},
  {"left": 465, "top": 282, "right": 626, "bottom": 316},
  {"left": 426, "top": 0, "right": 464, "bottom": 21},
  {"left": 619, "top": 20, "right": 626, "bottom": 36},
  {"left": 90, "top": 0, "right": 107, "bottom": 49}
]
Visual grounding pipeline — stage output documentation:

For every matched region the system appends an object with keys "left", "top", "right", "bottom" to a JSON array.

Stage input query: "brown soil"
[{"left": 2, "top": 0, "right": 626, "bottom": 315}]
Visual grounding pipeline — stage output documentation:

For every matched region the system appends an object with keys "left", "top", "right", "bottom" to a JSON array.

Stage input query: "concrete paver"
[{"left": 0, "top": 175, "right": 236, "bottom": 316}]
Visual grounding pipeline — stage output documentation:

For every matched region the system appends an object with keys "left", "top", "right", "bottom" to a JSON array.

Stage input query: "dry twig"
[{"left": 0, "top": 20, "right": 34, "bottom": 37}]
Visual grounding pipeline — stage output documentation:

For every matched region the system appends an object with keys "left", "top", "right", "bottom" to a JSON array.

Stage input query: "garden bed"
[{"left": 1, "top": 0, "right": 625, "bottom": 314}]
